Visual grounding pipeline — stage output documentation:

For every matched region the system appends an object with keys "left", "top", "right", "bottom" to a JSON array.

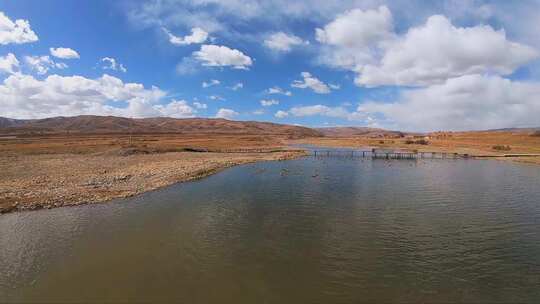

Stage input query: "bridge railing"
[{"left": 310, "top": 150, "right": 466, "bottom": 159}]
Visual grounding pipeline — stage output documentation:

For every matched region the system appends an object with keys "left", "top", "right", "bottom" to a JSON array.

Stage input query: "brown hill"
[
  {"left": 0, "top": 115, "right": 322, "bottom": 138},
  {"left": 0, "top": 117, "right": 29, "bottom": 129},
  {"left": 316, "top": 127, "right": 407, "bottom": 138}
]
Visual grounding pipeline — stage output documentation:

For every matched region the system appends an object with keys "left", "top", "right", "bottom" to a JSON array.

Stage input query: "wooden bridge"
[{"left": 311, "top": 149, "right": 468, "bottom": 160}]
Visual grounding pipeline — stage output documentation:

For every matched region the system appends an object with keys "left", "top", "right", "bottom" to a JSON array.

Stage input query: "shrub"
[
  {"left": 531, "top": 131, "right": 540, "bottom": 137},
  {"left": 492, "top": 145, "right": 511, "bottom": 151}
]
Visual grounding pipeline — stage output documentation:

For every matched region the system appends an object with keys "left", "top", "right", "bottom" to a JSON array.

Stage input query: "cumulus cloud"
[
  {"left": 0, "top": 72, "right": 168, "bottom": 119},
  {"left": 315, "top": 6, "right": 394, "bottom": 70},
  {"left": 215, "top": 108, "right": 238, "bottom": 119},
  {"left": 275, "top": 104, "right": 368, "bottom": 121},
  {"left": 260, "top": 99, "right": 279, "bottom": 107},
  {"left": 356, "top": 15, "right": 539, "bottom": 87},
  {"left": 316, "top": 6, "right": 393, "bottom": 49},
  {"left": 267, "top": 86, "right": 292, "bottom": 96},
  {"left": 24, "top": 55, "right": 68, "bottom": 75},
  {"left": 0, "top": 53, "right": 19, "bottom": 74},
  {"left": 291, "top": 72, "right": 336, "bottom": 94},
  {"left": 193, "top": 44, "right": 252, "bottom": 69},
  {"left": 193, "top": 101, "right": 207, "bottom": 109},
  {"left": 358, "top": 74, "right": 540, "bottom": 131},
  {"left": 289, "top": 105, "right": 350, "bottom": 118},
  {"left": 274, "top": 110, "right": 289, "bottom": 118},
  {"left": 315, "top": 7, "right": 538, "bottom": 87},
  {"left": 163, "top": 27, "right": 208, "bottom": 45},
  {"left": 230, "top": 82, "right": 243, "bottom": 90},
  {"left": 101, "top": 57, "right": 127, "bottom": 73},
  {"left": 153, "top": 99, "right": 196, "bottom": 118},
  {"left": 264, "top": 32, "right": 308, "bottom": 52},
  {"left": 253, "top": 109, "right": 265, "bottom": 115},
  {"left": 202, "top": 79, "right": 220, "bottom": 88},
  {"left": 50, "top": 47, "right": 80, "bottom": 59},
  {"left": 0, "top": 11, "right": 38, "bottom": 45}
]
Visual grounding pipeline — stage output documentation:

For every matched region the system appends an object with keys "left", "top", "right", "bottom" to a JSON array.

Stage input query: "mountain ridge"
[
  {"left": 315, "top": 126, "right": 408, "bottom": 137},
  {"left": 1, "top": 116, "right": 539, "bottom": 137},
  {"left": 0, "top": 115, "right": 322, "bottom": 138}
]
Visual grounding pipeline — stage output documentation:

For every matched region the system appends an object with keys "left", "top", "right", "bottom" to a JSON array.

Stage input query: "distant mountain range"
[
  {"left": 316, "top": 126, "right": 539, "bottom": 136},
  {"left": 315, "top": 127, "right": 408, "bottom": 137},
  {"left": 0, "top": 116, "right": 321, "bottom": 138},
  {"left": 1, "top": 116, "right": 538, "bottom": 137},
  {"left": 484, "top": 127, "right": 540, "bottom": 132},
  {"left": 0, "top": 117, "right": 28, "bottom": 129}
]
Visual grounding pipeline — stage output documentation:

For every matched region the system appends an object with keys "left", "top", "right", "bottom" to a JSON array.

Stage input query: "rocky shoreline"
[{"left": 0, "top": 150, "right": 306, "bottom": 214}]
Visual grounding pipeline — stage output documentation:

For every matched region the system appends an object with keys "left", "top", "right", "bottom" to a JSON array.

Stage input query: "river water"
[{"left": 1, "top": 154, "right": 540, "bottom": 303}]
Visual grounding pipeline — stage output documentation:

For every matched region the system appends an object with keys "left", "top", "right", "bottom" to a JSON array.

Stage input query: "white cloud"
[
  {"left": 260, "top": 99, "right": 279, "bottom": 107},
  {"left": 215, "top": 108, "right": 238, "bottom": 119},
  {"left": 0, "top": 72, "right": 167, "bottom": 119},
  {"left": 315, "top": 6, "right": 394, "bottom": 70},
  {"left": 50, "top": 47, "right": 80, "bottom": 59},
  {"left": 264, "top": 32, "right": 308, "bottom": 52},
  {"left": 209, "top": 95, "right": 225, "bottom": 101},
  {"left": 275, "top": 104, "right": 368, "bottom": 121},
  {"left": 153, "top": 99, "right": 195, "bottom": 118},
  {"left": 291, "top": 72, "right": 335, "bottom": 94},
  {"left": 101, "top": 57, "right": 127, "bottom": 73},
  {"left": 0, "top": 11, "right": 38, "bottom": 45},
  {"left": 356, "top": 15, "right": 539, "bottom": 87},
  {"left": 359, "top": 74, "right": 540, "bottom": 131},
  {"left": 193, "top": 44, "right": 252, "bottom": 69},
  {"left": 24, "top": 55, "right": 68, "bottom": 75},
  {"left": 253, "top": 109, "right": 265, "bottom": 115},
  {"left": 315, "top": 7, "right": 538, "bottom": 87},
  {"left": 267, "top": 86, "right": 292, "bottom": 96},
  {"left": 289, "top": 105, "right": 351, "bottom": 118},
  {"left": 163, "top": 27, "right": 208, "bottom": 45},
  {"left": 316, "top": 6, "right": 393, "bottom": 49},
  {"left": 193, "top": 101, "right": 207, "bottom": 109},
  {"left": 128, "top": 0, "right": 391, "bottom": 37},
  {"left": 128, "top": 1, "right": 540, "bottom": 59},
  {"left": 274, "top": 110, "right": 289, "bottom": 118},
  {"left": 230, "top": 82, "right": 243, "bottom": 90},
  {"left": 0, "top": 53, "right": 19, "bottom": 74},
  {"left": 202, "top": 79, "right": 220, "bottom": 88}
]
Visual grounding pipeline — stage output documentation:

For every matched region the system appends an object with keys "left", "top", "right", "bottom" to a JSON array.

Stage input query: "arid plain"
[{"left": 1, "top": 116, "right": 539, "bottom": 214}]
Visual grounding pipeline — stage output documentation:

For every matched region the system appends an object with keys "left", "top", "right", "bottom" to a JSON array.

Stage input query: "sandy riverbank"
[{"left": 0, "top": 149, "right": 305, "bottom": 214}]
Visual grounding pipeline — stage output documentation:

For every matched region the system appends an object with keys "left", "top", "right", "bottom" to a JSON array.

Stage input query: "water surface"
[{"left": 1, "top": 156, "right": 540, "bottom": 303}]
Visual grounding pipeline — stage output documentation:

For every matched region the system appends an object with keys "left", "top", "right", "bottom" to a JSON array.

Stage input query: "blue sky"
[{"left": 1, "top": 0, "right": 539, "bottom": 131}]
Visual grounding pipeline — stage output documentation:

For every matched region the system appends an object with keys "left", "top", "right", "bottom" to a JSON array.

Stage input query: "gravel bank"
[{"left": 0, "top": 150, "right": 305, "bottom": 214}]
